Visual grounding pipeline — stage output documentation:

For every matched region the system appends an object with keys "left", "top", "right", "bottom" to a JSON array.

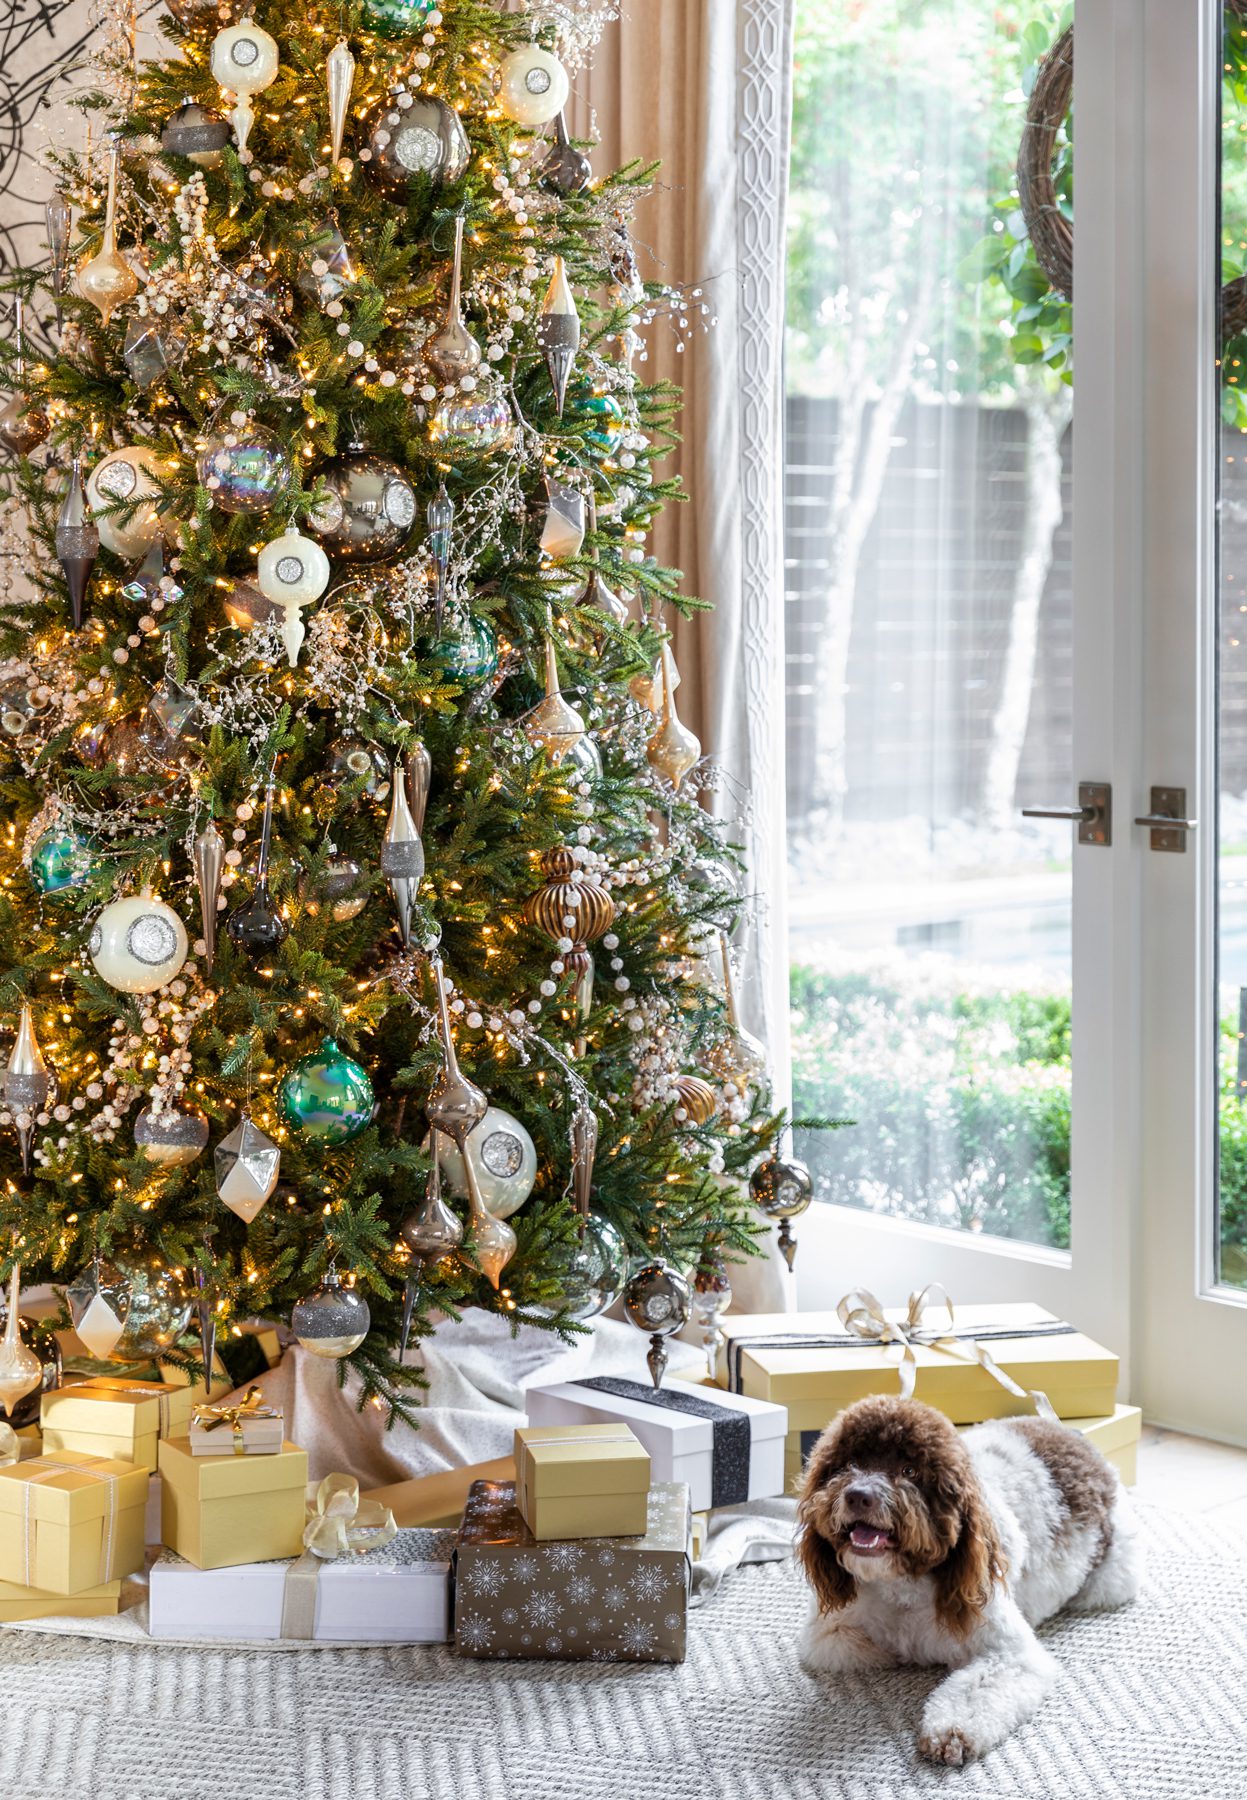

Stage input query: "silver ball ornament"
[{"left": 622, "top": 1257, "right": 691, "bottom": 1389}]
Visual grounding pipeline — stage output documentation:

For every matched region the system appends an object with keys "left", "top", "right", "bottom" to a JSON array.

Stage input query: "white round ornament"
[
  {"left": 85, "top": 448, "right": 168, "bottom": 558},
  {"left": 210, "top": 19, "right": 280, "bottom": 94},
  {"left": 256, "top": 524, "right": 331, "bottom": 666},
  {"left": 89, "top": 893, "right": 189, "bottom": 994},
  {"left": 497, "top": 46, "right": 569, "bottom": 127},
  {"left": 435, "top": 1105, "right": 537, "bottom": 1219}
]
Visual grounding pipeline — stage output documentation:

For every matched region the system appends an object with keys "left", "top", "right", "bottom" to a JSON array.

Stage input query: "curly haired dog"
[{"left": 796, "top": 1396, "right": 1142, "bottom": 1766}]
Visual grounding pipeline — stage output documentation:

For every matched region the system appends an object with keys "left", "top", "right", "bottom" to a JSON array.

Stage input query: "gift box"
[
  {"left": 158, "top": 1435, "right": 308, "bottom": 1569},
  {"left": 148, "top": 1527, "right": 455, "bottom": 1643},
  {"left": 41, "top": 1376, "right": 201, "bottom": 1471},
  {"left": 514, "top": 1423, "right": 650, "bottom": 1540},
  {"left": 717, "top": 1303, "right": 1119, "bottom": 1428},
  {"left": 362, "top": 1456, "right": 516, "bottom": 1529},
  {"left": 0, "top": 1574, "right": 121, "bottom": 1622},
  {"left": 525, "top": 1375, "right": 787, "bottom": 1515},
  {"left": 454, "top": 1480, "right": 691, "bottom": 1664},
  {"left": 0, "top": 1449, "right": 148, "bottom": 1595},
  {"left": 188, "top": 1389, "right": 284, "bottom": 1456}
]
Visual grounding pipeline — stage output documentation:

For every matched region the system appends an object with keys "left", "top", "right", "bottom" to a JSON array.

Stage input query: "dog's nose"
[{"left": 844, "top": 1482, "right": 878, "bottom": 1512}]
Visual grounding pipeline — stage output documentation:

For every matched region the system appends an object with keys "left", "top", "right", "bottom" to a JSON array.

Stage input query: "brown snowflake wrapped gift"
[{"left": 453, "top": 1480, "right": 691, "bottom": 1665}]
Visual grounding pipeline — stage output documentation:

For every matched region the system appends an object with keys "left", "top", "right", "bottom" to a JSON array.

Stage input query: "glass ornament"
[
  {"left": 577, "top": 391, "right": 626, "bottom": 457},
  {"left": 56, "top": 456, "right": 98, "bottom": 631},
  {"left": 536, "top": 256, "right": 580, "bottom": 416},
  {"left": 145, "top": 676, "right": 200, "bottom": 750},
  {"left": 123, "top": 315, "right": 188, "bottom": 391},
  {"left": 76, "top": 140, "right": 138, "bottom": 326},
  {"left": 434, "top": 1106, "right": 537, "bottom": 1220},
  {"left": 497, "top": 45, "right": 569, "bottom": 128},
  {"left": 692, "top": 1246, "right": 733, "bottom": 1378},
  {"left": 567, "top": 731, "right": 603, "bottom": 784},
  {"left": 622, "top": 1258, "right": 692, "bottom": 1389},
  {"left": 749, "top": 1149, "right": 813, "bottom": 1272},
  {"left": 0, "top": 1266, "right": 44, "bottom": 1418},
  {"left": 0, "top": 297, "right": 50, "bottom": 452},
  {"left": 278, "top": 1037, "right": 374, "bottom": 1144},
  {"left": 358, "top": 0, "right": 437, "bottom": 36},
  {"left": 30, "top": 828, "right": 94, "bottom": 897},
  {"left": 427, "top": 484, "right": 454, "bottom": 629},
  {"left": 538, "top": 111, "right": 592, "bottom": 197},
  {"left": 556, "top": 1216, "right": 627, "bottom": 1322},
  {"left": 309, "top": 447, "right": 416, "bottom": 565},
  {"left": 85, "top": 447, "right": 168, "bottom": 558},
  {"left": 320, "top": 858, "right": 368, "bottom": 922},
  {"left": 194, "top": 820, "right": 226, "bottom": 972},
  {"left": 425, "top": 952, "right": 488, "bottom": 1152},
  {"left": 540, "top": 476, "right": 585, "bottom": 560},
  {"left": 198, "top": 420, "right": 290, "bottom": 514},
  {"left": 134, "top": 1102, "right": 209, "bottom": 1167},
  {"left": 324, "top": 737, "right": 391, "bottom": 801},
  {"left": 397, "top": 1142, "right": 462, "bottom": 1355},
  {"left": 360, "top": 95, "right": 470, "bottom": 194},
  {"left": 45, "top": 195, "right": 73, "bottom": 319},
  {"left": 66, "top": 1256, "right": 132, "bottom": 1361},
  {"left": 429, "top": 611, "right": 498, "bottom": 683},
  {"left": 0, "top": 1298, "right": 60, "bottom": 1431},
  {"left": 121, "top": 534, "right": 181, "bottom": 607},
  {"left": 210, "top": 19, "right": 280, "bottom": 154},
  {"left": 255, "top": 524, "right": 331, "bottom": 667},
  {"left": 89, "top": 893, "right": 189, "bottom": 994},
  {"left": 226, "top": 780, "right": 288, "bottom": 959},
  {"left": 215, "top": 1112, "right": 281, "bottom": 1223},
  {"left": 525, "top": 635, "right": 585, "bottom": 763},
  {"left": 107, "top": 1244, "right": 193, "bottom": 1363},
  {"left": 380, "top": 760, "right": 424, "bottom": 947},
  {"left": 4, "top": 1003, "right": 52, "bottom": 1176},
  {"left": 161, "top": 98, "right": 231, "bottom": 166},
  {"left": 294, "top": 224, "right": 356, "bottom": 303},
  {"left": 647, "top": 646, "right": 700, "bottom": 789},
  {"left": 325, "top": 38, "right": 355, "bottom": 166},
  {"left": 0, "top": 674, "right": 43, "bottom": 740},
  {"left": 429, "top": 389, "right": 513, "bottom": 455},
  {"left": 101, "top": 715, "right": 152, "bottom": 780},
  {"left": 291, "top": 1265, "right": 370, "bottom": 1358},
  {"left": 426, "top": 215, "right": 481, "bottom": 388},
  {"left": 405, "top": 739, "right": 433, "bottom": 832},
  {"left": 222, "top": 577, "right": 280, "bottom": 630}
]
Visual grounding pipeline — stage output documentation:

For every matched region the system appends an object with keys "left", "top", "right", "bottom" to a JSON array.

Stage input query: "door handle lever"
[
  {"left": 1134, "top": 787, "right": 1196, "bottom": 852},
  {"left": 1021, "top": 781, "right": 1112, "bottom": 846}
]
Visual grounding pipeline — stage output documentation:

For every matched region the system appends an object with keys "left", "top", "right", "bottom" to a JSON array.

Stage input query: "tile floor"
[{"left": 1136, "top": 1424, "right": 1247, "bottom": 1531}]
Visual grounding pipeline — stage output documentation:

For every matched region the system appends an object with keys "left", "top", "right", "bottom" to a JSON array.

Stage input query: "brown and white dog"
[{"left": 796, "top": 1396, "right": 1142, "bottom": 1765}]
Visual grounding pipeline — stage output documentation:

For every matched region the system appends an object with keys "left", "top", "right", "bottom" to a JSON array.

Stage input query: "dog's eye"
[{"left": 901, "top": 1465, "right": 917, "bottom": 1480}]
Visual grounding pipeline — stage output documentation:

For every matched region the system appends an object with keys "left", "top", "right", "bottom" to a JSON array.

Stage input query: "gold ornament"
[
  {"left": 76, "top": 139, "right": 138, "bottom": 326},
  {"left": 705, "top": 933, "right": 768, "bottom": 1094},
  {"left": 525, "top": 635, "right": 585, "bottom": 763},
  {"left": 674, "top": 1074, "right": 717, "bottom": 1126},
  {"left": 464, "top": 1152, "right": 516, "bottom": 1290},
  {"left": 325, "top": 37, "right": 355, "bottom": 166},
  {"left": 524, "top": 843, "right": 615, "bottom": 1056},
  {"left": 647, "top": 645, "right": 700, "bottom": 789}
]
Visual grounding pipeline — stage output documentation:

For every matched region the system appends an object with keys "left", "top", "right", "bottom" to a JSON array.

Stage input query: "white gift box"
[
  {"left": 148, "top": 1527, "right": 454, "bottom": 1643},
  {"left": 188, "top": 1412, "right": 284, "bottom": 1456},
  {"left": 524, "top": 1376, "right": 787, "bottom": 1514}
]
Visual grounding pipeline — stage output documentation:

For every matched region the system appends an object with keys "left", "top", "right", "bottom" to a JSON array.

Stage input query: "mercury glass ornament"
[
  {"left": 708, "top": 933, "right": 768, "bottom": 1096},
  {"left": 466, "top": 1167, "right": 517, "bottom": 1290},
  {"left": 4, "top": 1004, "right": 51, "bottom": 1175},
  {"left": 539, "top": 111, "right": 591, "bottom": 197},
  {"left": 425, "top": 953, "right": 488, "bottom": 1151},
  {"left": 30, "top": 827, "right": 93, "bottom": 897},
  {"left": 693, "top": 1247, "right": 733, "bottom": 1379},
  {"left": 67, "top": 1256, "right": 132, "bottom": 1361},
  {"left": 497, "top": 45, "right": 569, "bottom": 127},
  {"left": 325, "top": 38, "right": 355, "bottom": 165},
  {"left": 435, "top": 1106, "right": 537, "bottom": 1220},
  {"left": 0, "top": 299, "right": 49, "bottom": 455},
  {"left": 536, "top": 256, "right": 580, "bottom": 416},
  {"left": 278, "top": 1037, "right": 374, "bottom": 1144},
  {"left": 86, "top": 447, "right": 167, "bottom": 558},
  {"left": 215, "top": 1112, "right": 281, "bottom": 1223},
  {"left": 0, "top": 1303, "right": 60, "bottom": 1431},
  {"left": 557, "top": 1215, "right": 627, "bottom": 1322},
  {"left": 429, "top": 388, "right": 513, "bottom": 455},
  {"left": 55, "top": 456, "right": 98, "bottom": 631},
  {"left": 380, "top": 760, "right": 424, "bottom": 947},
  {"left": 540, "top": 476, "right": 585, "bottom": 560},
  {"left": 397, "top": 1138, "right": 463, "bottom": 1353},
  {"left": 210, "top": 18, "right": 280, "bottom": 154},
  {"left": 647, "top": 646, "right": 701, "bottom": 789},
  {"left": 0, "top": 1267, "right": 43, "bottom": 1419},
  {"left": 89, "top": 892, "right": 189, "bottom": 994},
  {"left": 256, "top": 524, "right": 331, "bottom": 666},
  {"left": 361, "top": 94, "right": 470, "bottom": 195},
  {"left": 134, "top": 1102, "right": 210, "bottom": 1167},
  {"left": 359, "top": 0, "right": 437, "bottom": 36},
  {"left": 309, "top": 446, "right": 416, "bottom": 565},
  {"left": 77, "top": 140, "right": 139, "bottom": 325},
  {"left": 325, "top": 737, "right": 391, "bottom": 801},
  {"left": 194, "top": 820, "right": 226, "bottom": 970},
  {"left": 291, "top": 1265, "right": 369, "bottom": 1359},
  {"left": 567, "top": 732, "right": 603, "bottom": 783},
  {"left": 623, "top": 1258, "right": 692, "bottom": 1389},
  {"left": 525, "top": 635, "right": 585, "bottom": 763},
  {"left": 429, "top": 611, "right": 498, "bottom": 683},
  {"left": 226, "top": 780, "right": 288, "bottom": 959},
  {"left": 108, "top": 1244, "right": 193, "bottom": 1363},
  {"left": 575, "top": 493, "right": 628, "bottom": 627},
  {"left": 426, "top": 214, "right": 481, "bottom": 387},
  {"left": 161, "top": 98, "right": 231, "bottom": 166},
  {"left": 198, "top": 419, "right": 290, "bottom": 514},
  {"left": 749, "top": 1149, "right": 813, "bottom": 1272}
]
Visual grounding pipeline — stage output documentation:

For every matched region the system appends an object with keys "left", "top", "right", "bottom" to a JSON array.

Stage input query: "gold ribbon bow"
[
  {"left": 192, "top": 1384, "right": 278, "bottom": 1452},
  {"left": 302, "top": 1472, "right": 398, "bottom": 1561},
  {"left": 835, "top": 1284, "right": 1058, "bottom": 1422}
]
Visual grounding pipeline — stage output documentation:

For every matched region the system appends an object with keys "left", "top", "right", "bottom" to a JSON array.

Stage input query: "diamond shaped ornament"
[
  {"left": 123, "top": 315, "right": 187, "bottom": 390},
  {"left": 147, "top": 677, "right": 199, "bottom": 743},
  {"left": 66, "top": 1258, "right": 131, "bottom": 1360},
  {"left": 121, "top": 535, "right": 183, "bottom": 607},
  {"left": 215, "top": 1116, "right": 281, "bottom": 1224}
]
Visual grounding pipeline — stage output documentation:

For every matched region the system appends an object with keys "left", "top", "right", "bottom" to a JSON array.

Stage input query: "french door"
[{"left": 787, "top": 0, "right": 1247, "bottom": 1441}]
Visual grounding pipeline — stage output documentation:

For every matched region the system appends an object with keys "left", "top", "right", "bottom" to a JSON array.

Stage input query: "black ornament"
[
  {"left": 538, "top": 111, "right": 591, "bottom": 197},
  {"left": 226, "top": 781, "right": 288, "bottom": 959}
]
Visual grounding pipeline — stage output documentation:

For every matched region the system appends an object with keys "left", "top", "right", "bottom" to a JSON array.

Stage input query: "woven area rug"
[{"left": 0, "top": 1500, "right": 1244, "bottom": 1800}]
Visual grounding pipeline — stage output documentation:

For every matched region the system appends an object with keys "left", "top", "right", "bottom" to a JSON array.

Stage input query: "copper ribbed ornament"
[
  {"left": 426, "top": 214, "right": 481, "bottom": 387},
  {"left": 524, "top": 843, "right": 614, "bottom": 1054},
  {"left": 325, "top": 38, "right": 355, "bottom": 166},
  {"left": 398, "top": 1132, "right": 463, "bottom": 1354},
  {"left": 76, "top": 139, "right": 138, "bottom": 325},
  {"left": 647, "top": 645, "right": 700, "bottom": 789},
  {"left": 380, "top": 759, "right": 425, "bottom": 947},
  {"left": 193, "top": 819, "right": 226, "bottom": 972},
  {"left": 623, "top": 1257, "right": 691, "bottom": 1390},
  {"left": 0, "top": 298, "right": 50, "bottom": 456},
  {"left": 404, "top": 738, "right": 432, "bottom": 833},
  {"left": 427, "top": 485, "right": 453, "bottom": 632},
  {"left": 425, "top": 954, "right": 488, "bottom": 1150},
  {"left": 674, "top": 1073, "right": 716, "bottom": 1126},
  {"left": 525, "top": 635, "right": 585, "bottom": 763},
  {"left": 749, "top": 1138, "right": 813, "bottom": 1272},
  {"left": 3, "top": 1004, "right": 51, "bottom": 1175},
  {"left": 535, "top": 255, "right": 580, "bottom": 416},
  {"left": 55, "top": 456, "right": 98, "bottom": 631}
]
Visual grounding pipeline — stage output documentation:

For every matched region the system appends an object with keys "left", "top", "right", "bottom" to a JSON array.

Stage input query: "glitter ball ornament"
[
  {"left": 435, "top": 1106, "right": 537, "bottom": 1220},
  {"left": 497, "top": 45, "right": 569, "bottom": 127},
  {"left": 291, "top": 1265, "right": 370, "bottom": 1358},
  {"left": 134, "top": 1102, "right": 210, "bottom": 1167},
  {"left": 86, "top": 447, "right": 168, "bottom": 559},
  {"left": 359, "top": 0, "right": 437, "bottom": 36},
  {"left": 429, "top": 611, "right": 498, "bottom": 683},
  {"left": 309, "top": 446, "right": 416, "bottom": 564},
  {"left": 89, "top": 893, "right": 189, "bottom": 994},
  {"left": 67, "top": 1257, "right": 132, "bottom": 1361},
  {"left": 278, "top": 1037, "right": 374, "bottom": 1144},
  {"left": 161, "top": 98, "right": 231, "bottom": 165},
  {"left": 30, "top": 828, "right": 94, "bottom": 897},
  {"left": 361, "top": 94, "right": 470, "bottom": 193},
  {"left": 429, "top": 389, "right": 513, "bottom": 456},
  {"left": 108, "top": 1244, "right": 193, "bottom": 1363},
  {"left": 215, "top": 1113, "right": 281, "bottom": 1223},
  {"left": 324, "top": 737, "right": 391, "bottom": 801},
  {"left": 623, "top": 1258, "right": 692, "bottom": 1389},
  {"left": 198, "top": 420, "right": 290, "bottom": 514}
]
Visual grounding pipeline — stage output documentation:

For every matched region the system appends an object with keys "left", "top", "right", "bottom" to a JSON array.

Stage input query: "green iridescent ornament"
[
  {"left": 577, "top": 391, "right": 626, "bottom": 457},
  {"left": 358, "top": 0, "right": 437, "bottom": 36},
  {"left": 30, "top": 828, "right": 94, "bottom": 897},
  {"left": 429, "top": 613, "right": 499, "bottom": 683},
  {"left": 277, "top": 1037, "right": 374, "bottom": 1144}
]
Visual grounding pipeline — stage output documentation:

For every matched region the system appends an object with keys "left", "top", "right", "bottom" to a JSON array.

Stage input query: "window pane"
[{"left": 785, "top": 0, "right": 1073, "bottom": 1249}]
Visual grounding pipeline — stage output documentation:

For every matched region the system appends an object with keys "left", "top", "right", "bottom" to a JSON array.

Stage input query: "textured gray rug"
[{"left": 0, "top": 1501, "right": 1244, "bottom": 1800}]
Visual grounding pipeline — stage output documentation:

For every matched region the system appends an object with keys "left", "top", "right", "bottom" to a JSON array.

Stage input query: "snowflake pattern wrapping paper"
[{"left": 453, "top": 1480, "right": 691, "bottom": 1664}]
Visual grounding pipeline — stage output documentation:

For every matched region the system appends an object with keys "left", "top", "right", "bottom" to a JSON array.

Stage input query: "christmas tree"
[{"left": 0, "top": 0, "right": 783, "bottom": 1421}]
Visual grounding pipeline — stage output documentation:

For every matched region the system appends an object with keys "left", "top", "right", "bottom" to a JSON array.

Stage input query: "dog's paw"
[{"left": 918, "top": 1726, "right": 978, "bottom": 1767}]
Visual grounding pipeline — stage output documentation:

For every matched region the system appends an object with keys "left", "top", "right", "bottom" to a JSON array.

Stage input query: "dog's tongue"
[{"left": 849, "top": 1524, "right": 892, "bottom": 1551}]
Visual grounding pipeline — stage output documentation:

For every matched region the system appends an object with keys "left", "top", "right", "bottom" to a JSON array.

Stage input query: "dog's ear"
[
  {"left": 796, "top": 1419, "right": 857, "bottom": 1614},
  {"left": 931, "top": 1468, "right": 1006, "bottom": 1638}
]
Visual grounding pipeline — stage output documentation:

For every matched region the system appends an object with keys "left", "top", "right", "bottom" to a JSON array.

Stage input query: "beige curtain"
[{"left": 574, "top": 1, "right": 798, "bottom": 1310}]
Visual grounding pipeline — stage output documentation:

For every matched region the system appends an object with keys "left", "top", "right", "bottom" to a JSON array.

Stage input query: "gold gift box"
[
  {"left": 0, "top": 1574, "right": 120, "bottom": 1622},
  {"left": 514, "top": 1424, "right": 650, "bottom": 1541},
  {"left": 42, "top": 1377, "right": 201, "bottom": 1472},
  {"left": 717, "top": 1304, "right": 1119, "bottom": 1428},
  {"left": 363, "top": 1457, "right": 517, "bottom": 1530},
  {"left": 158, "top": 1435, "right": 308, "bottom": 1570},
  {"left": 0, "top": 1449, "right": 148, "bottom": 1595}
]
